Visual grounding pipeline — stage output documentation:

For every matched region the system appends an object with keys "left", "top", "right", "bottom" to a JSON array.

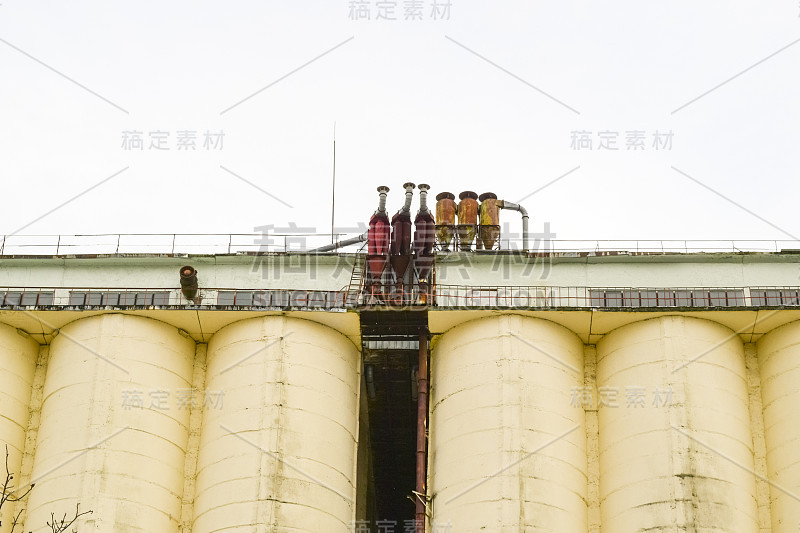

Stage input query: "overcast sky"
[{"left": 1, "top": 1, "right": 798, "bottom": 252}]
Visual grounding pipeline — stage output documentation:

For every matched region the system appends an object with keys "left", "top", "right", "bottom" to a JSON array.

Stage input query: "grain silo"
[
  {"left": 757, "top": 319, "right": 800, "bottom": 533},
  {"left": 429, "top": 314, "right": 586, "bottom": 532},
  {"left": 23, "top": 314, "right": 195, "bottom": 531},
  {"left": 192, "top": 316, "right": 360, "bottom": 532},
  {"left": 597, "top": 316, "right": 758, "bottom": 531},
  {"left": 0, "top": 322, "right": 39, "bottom": 533}
]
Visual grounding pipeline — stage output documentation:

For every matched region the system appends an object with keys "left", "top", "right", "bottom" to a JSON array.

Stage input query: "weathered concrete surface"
[
  {"left": 758, "top": 320, "right": 800, "bottom": 533},
  {"left": 429, "top": 314, "right": 586, "bottom": 532},
  {"left": 23, "top": 314, "right": 195, "bottom": 532},
  {"left": 597, "top": 316, "right": 758, "bottom": 532},
  {"left": 192, "top": 316, "right": 360, "bottom": 532},
  {"left": 0, "top": 322, "right": 38, "bottom": 533}
]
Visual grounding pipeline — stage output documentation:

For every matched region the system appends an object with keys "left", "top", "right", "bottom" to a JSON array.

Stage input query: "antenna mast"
[{"left": 331, "top": 122, "right": 336, "bottom": 245}]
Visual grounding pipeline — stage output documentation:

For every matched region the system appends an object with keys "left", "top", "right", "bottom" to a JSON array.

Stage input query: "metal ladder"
[{"left": 345, "top": 251, "right": 366, "bottom": 308}]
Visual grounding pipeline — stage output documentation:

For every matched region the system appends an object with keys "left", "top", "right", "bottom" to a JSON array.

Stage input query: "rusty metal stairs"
[{"left": 345, "top": 251, "right": 366, "bottom": 308}]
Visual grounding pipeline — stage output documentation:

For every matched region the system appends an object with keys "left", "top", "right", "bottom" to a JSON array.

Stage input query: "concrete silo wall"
[
  {"left": 23, "top": 314, "right": 195, "bottom": 532},
  {"left": 757, "top": 320, "right": 800, "bottom": 533},
  {"left": 4, "top": 307, "right": 800, "bottom": 532},
  {"left": 0, "top": 322, "right": 39, "bottom": 533},
  {"left": 597, "top": 316, "right": 758, "bottom": 532},
  {"left": 192, "top": 316, "right": 360, "bottom": 532},
  {"left": 429, "top": 314, "right": 587, "bottom": 532}
]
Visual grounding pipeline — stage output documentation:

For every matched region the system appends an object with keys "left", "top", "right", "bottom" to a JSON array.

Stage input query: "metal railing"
[
  {"left": 2, "top": 285, "right": 800, "bottom": 310},
  {"left": 358, "top": 285, "right": 800, "bottom": 309},
  {"left": 2, "top": 234, "right": 800, "bottom": 256},
  {"left": 0, "top": 287, "right": 348, "bottom": 309},
  {"left": 0, "top": 233, "right": 358, "bottom": 256}
]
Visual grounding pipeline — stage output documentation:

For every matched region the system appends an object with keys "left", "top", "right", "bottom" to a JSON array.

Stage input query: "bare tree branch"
[
  {"left": 1, "top": 445, "right": 34, "bottom": 509},
  {"left": 2, "top": 444, "right": 35, "bottom": 532},
  {"left": 10, "top": 508, "right": 23, "bottom": 533},
  {"left": 2, "top": 445, "right": 91, "bottom": 532},
  {"left": 47, "top": 503, "right": 92, "bottom": 533}
]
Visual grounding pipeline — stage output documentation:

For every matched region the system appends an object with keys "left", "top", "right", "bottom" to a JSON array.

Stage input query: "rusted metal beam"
[{"left": 416, "top": 327, "right": 429, "bottom": 532}]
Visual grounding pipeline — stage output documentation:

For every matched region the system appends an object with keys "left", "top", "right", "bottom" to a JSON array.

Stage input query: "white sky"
[{"left": 0, "top": 1, "right": 798, "bottom": 251}]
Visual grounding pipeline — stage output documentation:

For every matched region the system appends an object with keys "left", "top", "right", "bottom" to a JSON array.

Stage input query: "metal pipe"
[
  {"left": 310, "top": 232, "right": 367, "bottom": 253},
  {"left": 401, "top": 182, "right": 416, "bottom": 214},
  {"left": 314, "top": 185, "right": 390, "bottom": 253},
  {"left": 415, "top": 328, "right": 429, "bottom": 532},
  {"left": 497, "top": 200, "right": 529, "bottom": 251},
  {"left": 417, "top": 183, "right": 430, "bottom": 213},
  {"left": 365, "top": 364, "right": 376, "bottom": 399},
  {"left": 377, "top": 185, "right": 389, "bottom": 215}
]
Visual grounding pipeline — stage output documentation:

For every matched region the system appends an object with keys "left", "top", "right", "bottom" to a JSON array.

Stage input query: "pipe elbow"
[
  {"left": 498, "top": 200, "right": 527, "bottom": 216},
  {"left": 497, "top": 200, "right": 530, "bottom": 251}
]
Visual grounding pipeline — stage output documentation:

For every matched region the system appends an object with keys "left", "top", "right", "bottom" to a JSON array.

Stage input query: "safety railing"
[
  {"left": 3, "top": 234, "right": 800, "bottom": 256},
  {"left": 430, "top": 286, "right": 752, "bottom": 308},
  {"left": 357, "top": 285, "right": 800, "bottom": 309},
  {"left": 0, "top": 287, "right": 348, "bottom": 309},
  {"left": 360, "top": 282, "right": 429, "bottom": 307},
  {"left": 2, "top": 285, "right": 800, "bottom": 311},
  {"left": 0, "top": 233, "right": 358, "bottom": 256},
  {"left": 433, "top": 237, "right": 800, "bottom": 254}
]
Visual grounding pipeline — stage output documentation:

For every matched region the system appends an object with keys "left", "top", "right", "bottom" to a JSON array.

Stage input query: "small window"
[
  {"left": 691, "top": 291, "right": 710, "bottom": 307},
  {"left": 622, "top": 289, "right": 638, "bottom": 307},
  {"left": 752, "top": 290, "right": 779, "bottom": 306},
  {"left": 639, "top": 290, "right": 659, "bottom": 307},
  {"left": 307, "top": 291, "right": 328, "bottom": 308},
  {"left": 708, "top": 290, "right": 745, "bottom": 307},
  {"left": 725, "top": 290, "right": 745, "bottom": 306},
  {"left": 118, "top": 293, "right": 136, "bottom": 305},
  {"left": 37, "top": 292, "right": 54, "bottom": 305},
  {"left": 218, "top": 291, "right": 235, "bottom": 305},
  {"left": 233, "top": 291, "right": 253, "bottom": 306},
  {"left": 271, "top": 291, "right": 290, "bottom": 307},
  {"left": 135, "top": 293, "right": 154, "bottom": 306},
  {"left": 252, "top": 291, "right": 269, "bottom": 307},
  {"left": 590, "top": 290, "right": 623, "bottom": 307},
  {"left": 104, "top": 292, "right": 121, "bottom": 306},
  {"left": 708, "top": 290, "right": 726, "bottom": 307},
  {"left": 589, "top": 290, "right": 603, "bottom": 307},
  {"left": 469, "top": 289, "right": 496, "bottom": 307},
  {"left": 656, "top": 290, "right": 675, "bottom": 307},
  {"left": 782, "top": 290, "right": 800, "bottom": 306},
  {"left": 504, "top": 288, "right": 532, "bottom": 307},
  {"left": 153, "top": 292, "right": 170, "bottom": 306},
  {"left": 752, "top": 289, "right": 800, "bottom": 306},
  {"left": 673, "top": 290, "right": 692, "bottom": 307},
  {"left": 69, "top": 292, "right": 87, "bottom": 306},
  {"left": 290, "top": 291, "right": 309, "bottom": 307},
  {"left": 622, "top": 290, "right": 656, "bottom": 307},
  {"left": 329, "top": 291, "right": 346, "bottom": 307},
  {"left": 20, "top": 292, "right": 40, "bottom": 306}
]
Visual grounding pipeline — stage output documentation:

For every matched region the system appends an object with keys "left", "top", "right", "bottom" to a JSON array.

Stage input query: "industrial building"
[{"left": 1, "top": 185, "right": 799, "bottom": 532}]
